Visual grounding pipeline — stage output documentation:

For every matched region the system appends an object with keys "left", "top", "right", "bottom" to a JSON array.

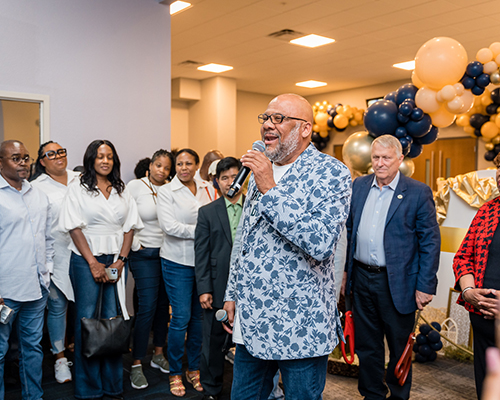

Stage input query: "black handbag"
[{"left": 81, "top": 283, "right": 133, "bottom": 358}]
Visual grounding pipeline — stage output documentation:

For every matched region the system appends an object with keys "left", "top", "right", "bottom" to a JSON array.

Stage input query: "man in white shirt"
[{"left": 0, "top": 140, "right": 54, "bottom": 400}]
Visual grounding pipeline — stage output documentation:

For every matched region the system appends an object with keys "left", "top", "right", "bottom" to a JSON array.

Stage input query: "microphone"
[
  {"left": 227, "top": 140, "right": 265, "bottom": 198},
  {"left": 215, "top": 309, "right": 233, "bottom": 330}
]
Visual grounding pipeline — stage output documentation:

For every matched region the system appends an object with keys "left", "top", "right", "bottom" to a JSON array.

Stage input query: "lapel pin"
[{"left": 397, "top": 194, "right": 403, "bottom": 199}]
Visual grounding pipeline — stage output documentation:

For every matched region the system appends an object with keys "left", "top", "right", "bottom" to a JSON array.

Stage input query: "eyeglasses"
[
  {"left": 42, "top": 148, "right": 67, "bottom": 160},
  {"left": 258, "top": 113, "right": 308, "bottom": 125},
  {"left": 0, "top": 155, "right": 33, "bottom": 164}
]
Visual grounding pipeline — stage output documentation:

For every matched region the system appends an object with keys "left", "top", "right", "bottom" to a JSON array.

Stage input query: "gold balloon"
[
  {"left": 492, "top": 135, "right": 500, "bottom": 145},
  {"left": 399, "top": 157, "right": 415, "bottom": 177},
  {"left": 322, "top": 100, "right": 328, "bottom": 105},
  {"left": 342, "top": 131, "right": 374, "bottom": 172},
  {"left": 485, "top": 143, "right": 495, "bottom": 151},
  {"left": 315, "top": 102, "right": 320, "bottom": 107},
  {"left": 464, "top": 126, "right": 475, "bottom": 135},
  {"left": 319, "top": 130, "right": 329, "bottom": 138},
  {"left": 313, "top": 124, "right": 320, "bottom": 132}
]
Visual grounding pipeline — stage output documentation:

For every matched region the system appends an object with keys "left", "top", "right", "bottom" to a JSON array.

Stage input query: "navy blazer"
[{"left": 345, "top": 173, "right": 440, "bottom": 314}]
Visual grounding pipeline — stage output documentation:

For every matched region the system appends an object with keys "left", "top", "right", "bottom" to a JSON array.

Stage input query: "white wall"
[{"left": 0, "top": 0, "right": 171, "bottom": 182}]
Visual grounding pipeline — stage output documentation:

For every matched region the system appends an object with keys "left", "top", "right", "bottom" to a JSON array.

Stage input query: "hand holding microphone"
[{"left": 227, "top": 140, "right": 266, "bottom": 198}]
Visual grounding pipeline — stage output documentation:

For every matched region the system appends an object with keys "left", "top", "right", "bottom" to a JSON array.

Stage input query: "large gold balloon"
[
  {"left": 399, "top": 157, "right": 415, "bottom": 178},
  {"left": 342, "top": 131, "right": 374, "bottom": 172}
]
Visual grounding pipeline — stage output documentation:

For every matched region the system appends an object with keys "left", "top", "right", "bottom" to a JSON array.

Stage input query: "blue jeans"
[
  {"left": 70, "top": 253, "right": 124, "bottom": 399},
  {"left": 161, "top": 258, "right": 202, "bottom": 375},
  {"left": 129, "top": 247, "right": 169, "bottom": 360},
  {"left": 0, "top": 288, "right": 48, "bottom": 400},
  {"left": 232, "top": 344, "right": 328, "bottom": 400},
  {"left": 47, "top": 280, "right": 69, "bottom": 355}
]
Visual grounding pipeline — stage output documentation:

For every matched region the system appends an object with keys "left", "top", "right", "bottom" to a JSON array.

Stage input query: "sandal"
[
  {"left": 169, "top": 375, "right": 186, "bottom": 397},
  {"left": 186, "top": 370, "right": 204, "bottom": 392}
]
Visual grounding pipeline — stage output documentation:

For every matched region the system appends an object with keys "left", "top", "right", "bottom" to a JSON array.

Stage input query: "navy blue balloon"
[
  {"left": 476, "top": 73, "right": 491, "bottom": 88},
  {"left": 491, "top": 88, "right": 500, "bottom": 104},
  {"left": 419, "top": 344, "right": 432, "bottom": 357},
  {"left": 327, "top": 116, "right": 335, "bottom": 128},
  {"left": 475, "top": 129, "right": 483, "bottom": 137},
  {"left": 399, "top": 136, "right": 412, "bottom": 151},
  {"left": 486, "top": 104, "right": 499, "bottom": 115},
  {"left": 395, "top": 84, "right": 418, "bottom": 105},
  {"left": 428, "top": 330, "right": 441, "bottom": 343},
  {"left": 419, "top": 324, "right": 432, "bottom": 335},
  {"left": 410, "top": 108, "right": 424, "bottom": 121},
  {"left": 416, "top": 333, "right": 428, "bottom": 345},
  {"left": 415, "top": 126, "right": 439, "bottom": 145},
  {"left": 494, "top": 144, "right": 500, "bottom": 154},
  {"left": 415, "top": 353, "right": 427, "bottom": 363},
  {"left": 461, "top": 76, "right": 475, "bottom": 89},
  {"left": 406, "top": 114, "right": 432, "bottom": 138},
  {"left": 466, "top": 61, "right": 483, "bottom": 77},
  {"left": 397, "top": 113, "right": 410, "bottom": 124},
  {"left": 485, "top": 150, "right": 497, "bottom": 161},
  {"left": 311, "top": 132, "right": 321, "bottom": 142},
  {"left": 364, "top": 100, "right": 399, "bottom": 137},
  {"left": 472, "top": 85, "right": 485, "bottom": 96},
  {"left": 470, "top": 114, "right": 488, "bottom": 129},
  {"left": 413, "top": 343, "right": 420, "bottom": 353},
  {"left": 327, "top": 108, "right": 336, "bottom": 117},
  {"left": 427, "top": 351, "right": 437, "bottom": 362},
  {"left": 430, "top": 322, "right": 441, "bottom": 332},
  {"left": 336, "top": 127, "right": 347, "bottom": 133},
  {"left": 405, "top": 99, "right": 416, "bottom": 108},
  {"left": 395, "top": 126, "right": 408, "bottom": 138},
  {"left": 384, "top": 92, "right": 397, "bottom": 103},
  {"left": 399, "top": 102, "right": 413, "bottom": 117},
  {"left": 430, "top": 341, "right": 443, "bottom": 351},
  {"left": 407, "top": 143, "right": 423, "bottom": 158},
  {"left": 316, "top": 141, "right": 327, "bottom": 151}
]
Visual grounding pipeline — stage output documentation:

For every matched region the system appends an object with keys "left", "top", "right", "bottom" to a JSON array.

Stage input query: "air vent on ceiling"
[
  {"left": 267, "top": 29, "right": 304, "bottom": 42},
  {"left": 178, "top": 60, "right": 204, "bottom": 67}
]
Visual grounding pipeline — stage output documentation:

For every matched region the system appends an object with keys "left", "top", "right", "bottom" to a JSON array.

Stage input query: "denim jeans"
[
  {"left": 161, "top": 258, "right": 202, "bottom": 375},
  {"left": 129, "top": 247, "right": 169, "bottom": 360},
  {"left": 47, "top": 280, "right": 69, "bottom": 355},
  {"left": 232, "top": 344, "right": 328, "bottom": 400},
  {"left": 0, "top": 288, "right": 48, "bottom": 400},
  {"left": 70, "top": 253, "right": 124, "bottom": 399}
]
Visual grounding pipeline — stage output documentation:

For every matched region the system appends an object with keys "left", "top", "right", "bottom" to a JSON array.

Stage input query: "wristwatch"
[{"left": 117, "top": 255, "right": 128, "bottom": 263}]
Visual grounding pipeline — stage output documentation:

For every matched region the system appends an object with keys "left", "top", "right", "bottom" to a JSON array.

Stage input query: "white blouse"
[
  {"left": 157, "top": 175, "right": 211, "bottom": 266},
  {"left": 31, "top": 170, "right": 80, "bottom": 301},
  {"left": 59, "top": 180, "right": 143, "bottom": 256},
  {"left": 127, "top": 177, "right": 164, "bottom": 248},
  {"left": 59, "top": 179, "right": 143, "bottom": 319}
]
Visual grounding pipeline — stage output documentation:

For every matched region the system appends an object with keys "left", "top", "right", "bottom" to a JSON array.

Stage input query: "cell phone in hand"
[{"left": 105, "top": 267, "right": 118, "bottom": 280}]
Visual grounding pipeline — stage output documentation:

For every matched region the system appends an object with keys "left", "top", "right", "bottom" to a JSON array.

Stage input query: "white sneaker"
[{"left": 54, "top": 357, "right": 73, "bottom": 384}]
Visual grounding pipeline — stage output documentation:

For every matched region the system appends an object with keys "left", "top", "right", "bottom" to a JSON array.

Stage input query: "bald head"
[
  {"left": 269, "top": 94, "right": 314, "bottom": 125},
  {"left": 0, "top": 140, "right": 24, "bottom": 158}
]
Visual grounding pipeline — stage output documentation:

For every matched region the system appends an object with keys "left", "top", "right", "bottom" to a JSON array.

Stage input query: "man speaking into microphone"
[{"left": 223, "top": 93, "right": 351, "bottom": 400}]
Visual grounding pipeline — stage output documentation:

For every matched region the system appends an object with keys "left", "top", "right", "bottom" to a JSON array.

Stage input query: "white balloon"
[
  {"left": 415, "top": 87, "right": 441, "bottom": 113},
  {"left": 476, "top": 47, "right": 493, "bottom": 64},
  {"left": 440, "top": 85, "right": 457, "bottom": 101},
  {"left": 446, "top": 97, "right": 464, "bottom": 114},
  {"left": 484, "top": 61, "right": 499, "bottom": 74},
  {"left": 456, "top": 90, "right": 474, "bottom": 114},
  {"left": 490, "top": 42, "right": 500, "bottom": 57},
  {"left": 453, "top": 83, "right": 464, "bottom": 96}
]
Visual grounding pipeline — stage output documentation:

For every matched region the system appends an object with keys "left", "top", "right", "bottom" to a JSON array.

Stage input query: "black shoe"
[{"left": 202, "top": 396, "right": 218, "bottom": 400}]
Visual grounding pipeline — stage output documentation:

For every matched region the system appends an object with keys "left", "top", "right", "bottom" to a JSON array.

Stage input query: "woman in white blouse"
[
  {"left": 157, "top": 149, "right": 212, "bottom": 397},
  {"left": 59, "top": 140, "right": 143, "bottom": 399},
  {"left": 31, "top": 141, "right": 79, "bottom": 384},
  {"left": 126, "top": 149, "right": 174, "bottom": 390}
]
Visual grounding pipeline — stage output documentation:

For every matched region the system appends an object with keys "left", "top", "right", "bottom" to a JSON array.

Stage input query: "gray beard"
[{"left": 264, "top": 123, "right": 300, "bottom": 164}]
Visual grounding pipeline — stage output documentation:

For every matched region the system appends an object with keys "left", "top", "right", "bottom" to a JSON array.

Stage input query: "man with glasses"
[
  {"left": 223, "top": 94, "right": 351, "bottom": 399},
  {"left": 0, "top": 140, "right": 54, "bottom": 400}
]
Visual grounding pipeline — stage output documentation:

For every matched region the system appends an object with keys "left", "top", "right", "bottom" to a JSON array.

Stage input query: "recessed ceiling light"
[
  {"left": 197, "top": 63, "right": 234, "bottom": 73},
  {"left": 296, "top": 80, "right": 327, "bottom": 88},
  {"left": 290, "top": 34, "right": 335, "bottom": 48},
  {"left": 170, "top": 1, "right": 192, "bottom": 15},
  {"left": 393, "top": 60, "right": 415, "bottom": 71}
]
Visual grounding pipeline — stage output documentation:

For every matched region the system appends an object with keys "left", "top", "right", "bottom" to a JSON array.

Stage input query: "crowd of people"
[{"left": 0, "top": 93, "right": 498, "bottom": 400}]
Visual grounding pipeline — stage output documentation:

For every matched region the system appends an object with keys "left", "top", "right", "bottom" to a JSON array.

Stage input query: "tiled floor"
[{"left": 5, "top": 352, "right": 475, "bottom": 399}]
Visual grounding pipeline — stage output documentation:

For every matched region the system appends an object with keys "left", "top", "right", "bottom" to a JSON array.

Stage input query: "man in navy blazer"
[{"left": 342, "top": 134, "right": 440, "bottom": 400}]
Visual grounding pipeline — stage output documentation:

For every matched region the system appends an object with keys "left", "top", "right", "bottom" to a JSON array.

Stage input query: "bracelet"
[
  {"left": 117, "top": 255, "right": 128, "bottom": 263},
  {"left": 461, "top": 286, "right": 474, "bottom": 298}
]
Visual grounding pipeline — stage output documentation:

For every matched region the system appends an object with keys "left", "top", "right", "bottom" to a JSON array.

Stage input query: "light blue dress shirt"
[
  {"left": 0, "top": 175, "right": 54, "bottom": 302},
  {"left": 354, "top": 172, "right": 400, "bottom": 267}
]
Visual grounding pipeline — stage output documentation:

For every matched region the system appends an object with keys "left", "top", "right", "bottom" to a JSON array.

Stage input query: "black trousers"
[
  {"left": 199, "top": 307, "right": 230, "bottom": 396},
  {"left": 352, "top": 265, "right": 415, "bottom": 400},
  {"left": 470, "top": 312, "right": 495, "bottom": 400}
]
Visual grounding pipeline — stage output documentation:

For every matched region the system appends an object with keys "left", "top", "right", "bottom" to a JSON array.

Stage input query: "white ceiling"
[{"left": 171, "top": 0, "right": 500, "bottom": 96}]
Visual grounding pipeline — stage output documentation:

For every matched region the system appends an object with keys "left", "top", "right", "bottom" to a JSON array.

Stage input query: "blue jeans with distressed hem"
[
  {"left": 70, "top": 252, "right": 124, "bottom": 399},
  {"left": 231, "top": 344, "right": 327, "bottom": 400},
  {"left": 47, "top": 280, "right": 69, "bottom": 355},
  {"left": 0, "top": 288, "right": 48, "bottom": 400},
  {"left": 161, "top": 258, "right": 202, "bottom": 375}
]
